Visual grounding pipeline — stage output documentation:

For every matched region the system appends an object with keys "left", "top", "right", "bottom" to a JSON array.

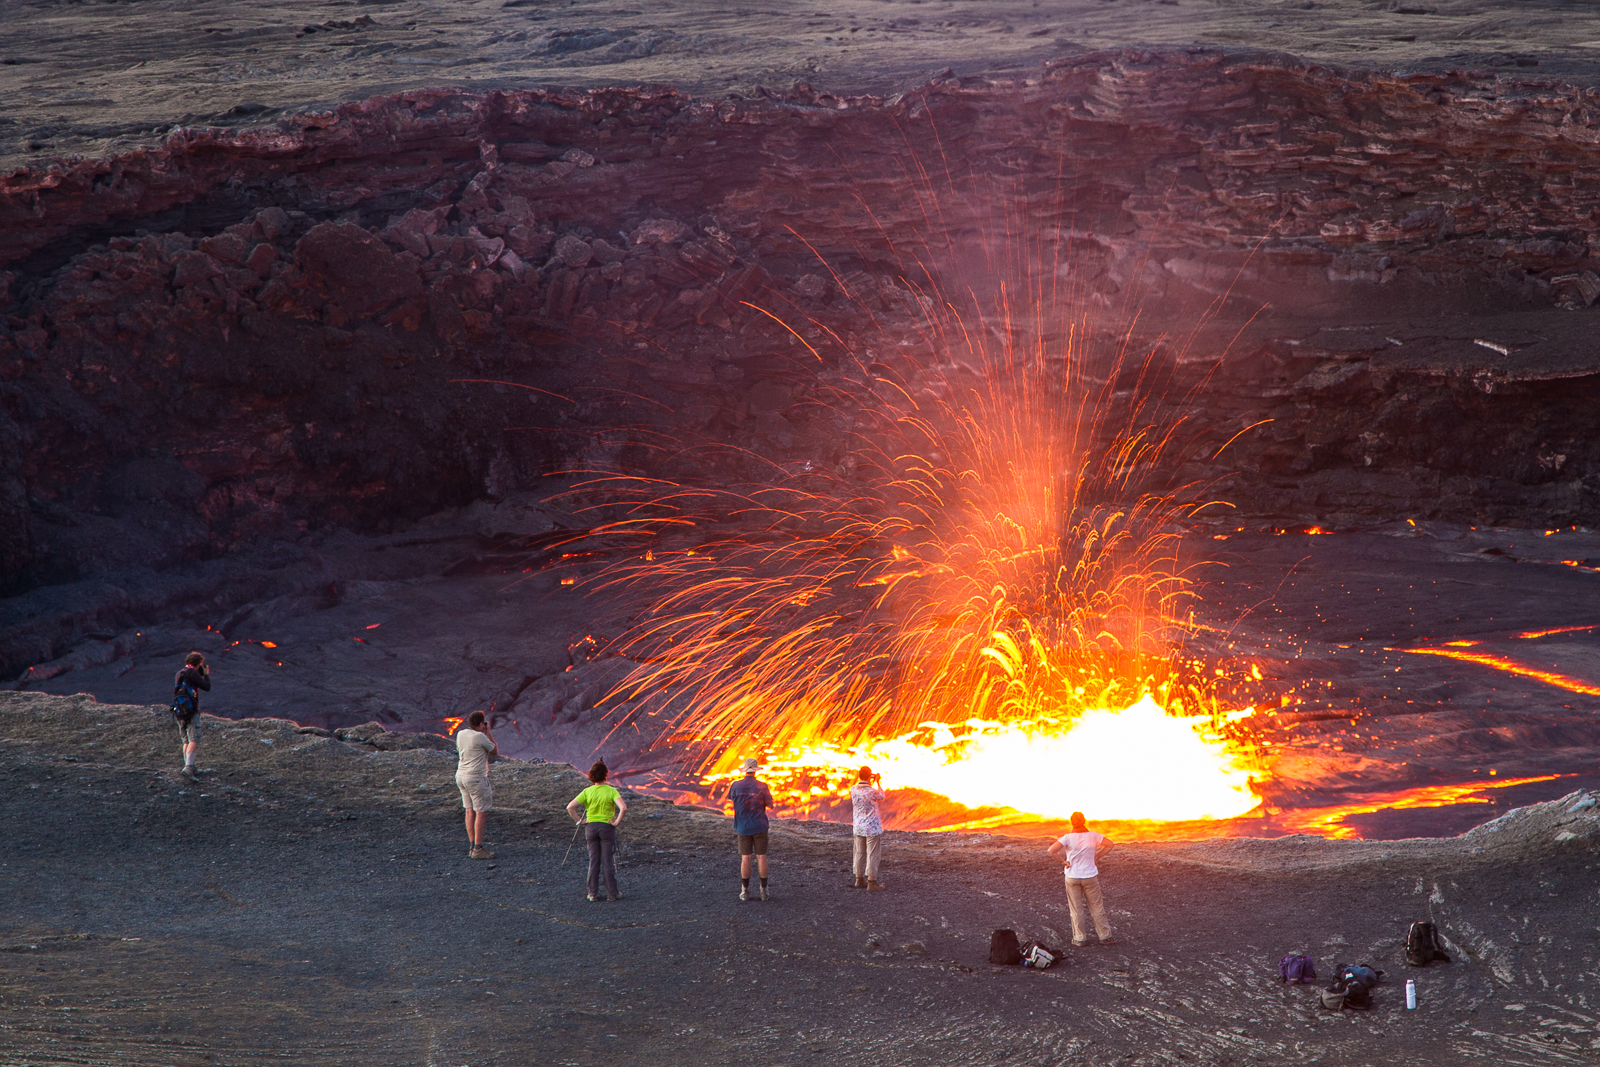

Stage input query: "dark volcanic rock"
[{"left": 3, "top": 53, "right": 1600, "bottom": 597}]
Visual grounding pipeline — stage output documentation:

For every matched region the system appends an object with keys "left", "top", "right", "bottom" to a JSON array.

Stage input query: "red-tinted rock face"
[{"left": 2, "top": 51, "right": 1600, "bottom": 599}]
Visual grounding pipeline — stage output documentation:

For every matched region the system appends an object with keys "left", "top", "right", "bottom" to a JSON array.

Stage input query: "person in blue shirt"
[{"left": 728, "top": 757, "right": 774, "bottom": 901}]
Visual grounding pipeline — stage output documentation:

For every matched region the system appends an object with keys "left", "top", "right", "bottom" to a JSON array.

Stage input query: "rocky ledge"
[{"left": 3, "top": 51, "right": 1600, "bottom": 599}]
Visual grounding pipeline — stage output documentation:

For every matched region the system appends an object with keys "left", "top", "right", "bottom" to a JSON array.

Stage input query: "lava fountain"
[{"left": 570, "top": 184, "right": 1268, "bottom": 828}]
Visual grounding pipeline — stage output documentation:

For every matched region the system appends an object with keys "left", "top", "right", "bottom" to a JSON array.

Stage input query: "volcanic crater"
[
  {"left": 6, "top": 47, "right": 1600, "bottom": 827},
  {"left": 6, "top": 1, "right": 1600, "bottom": 1063}
]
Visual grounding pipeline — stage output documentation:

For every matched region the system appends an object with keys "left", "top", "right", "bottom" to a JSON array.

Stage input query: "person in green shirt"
[{"left": 566, "top": 761, "right": 628, "bottom": 901}]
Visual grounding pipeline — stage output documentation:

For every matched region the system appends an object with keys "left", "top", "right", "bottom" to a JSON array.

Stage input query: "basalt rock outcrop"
[{"left": 4, "top": 50, "right": 1600, "bottom": 602}]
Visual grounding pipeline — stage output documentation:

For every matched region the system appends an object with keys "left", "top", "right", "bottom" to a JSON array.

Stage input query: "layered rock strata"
[{"left": 4, "top": 51, "right": 1600, "bottom": 602}]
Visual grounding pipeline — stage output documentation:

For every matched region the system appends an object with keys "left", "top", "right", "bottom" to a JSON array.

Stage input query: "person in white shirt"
[
  {"left": 454, "top": 711, "right": 499, "bottom": 860},
  {"left": 848, "top": 766, "right": 886, "bottom": 891},
  {"left": 1046, "top": 811, "right": 1117, "bottom": 945}
]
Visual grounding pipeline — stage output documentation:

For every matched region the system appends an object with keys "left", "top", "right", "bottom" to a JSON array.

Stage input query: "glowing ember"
[
  {"left": 442, "top": 716, "right": 465, "bottom": 735},
  {"left": 704, "top": 694, "right": 1260, "bottom": 823},
  {"left": 1397, "top": 647, "right": 1600, "bottom": 697},
  {"left": 1270, "top": 775, "right": 1568, "bottom": 839},
  {"left": 1515, "top": 623, "right": 1599, "bottom": 639}
]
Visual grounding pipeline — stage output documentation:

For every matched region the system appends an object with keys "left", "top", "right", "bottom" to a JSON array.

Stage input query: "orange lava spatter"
[
  {"left": 1397, "top": 647, "right": 1600, "bottom": 697},
  {"left": 573, "top": 200, "right": 1276, "bottom": 830}
]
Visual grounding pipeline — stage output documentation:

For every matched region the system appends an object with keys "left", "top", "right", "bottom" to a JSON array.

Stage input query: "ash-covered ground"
[{"left": 2, "top": 692, "right": 1598, "bottom": 1067}]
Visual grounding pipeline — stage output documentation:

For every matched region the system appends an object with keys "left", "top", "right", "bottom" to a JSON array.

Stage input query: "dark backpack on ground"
[
  {"left": 1339, "top": 963, "right": 1383, "bottom": 990},
  {"left": 1405, "top": 921, "right": 1451, "bottom": 967},
  {"left": 1341, "top": 979, "right": 1373, "bottom": 1010},
  {"left": 1279, "top": 955, "right": 1316, "bottom": 984},
  {"left": 989, "top": 929, "right": 1023, "bottom": 966},
  {"left": 171, "top": 678, "right": 199, "bottom": 723}
]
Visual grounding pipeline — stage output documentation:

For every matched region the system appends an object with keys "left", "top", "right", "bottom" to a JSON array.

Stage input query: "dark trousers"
[{"left": 585, "top": 822, "right": 618, "bottom": 898}]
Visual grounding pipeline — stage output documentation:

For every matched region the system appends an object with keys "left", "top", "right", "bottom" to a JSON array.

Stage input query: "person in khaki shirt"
[{"left": 454, "top": 711, "right": 498, "bottom": 859}]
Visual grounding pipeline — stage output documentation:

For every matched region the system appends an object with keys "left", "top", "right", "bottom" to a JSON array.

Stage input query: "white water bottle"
[{"left": 1406, "top": 979, "right": 1417, "bottom": 1009}]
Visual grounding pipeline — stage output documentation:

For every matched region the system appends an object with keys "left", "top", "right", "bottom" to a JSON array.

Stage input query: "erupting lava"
[
  {"left": 700, "top": 695, "right": 1261, "bottom": 825},
  {"left": 569, "top": 191, "right": 1271, "bottom": 830}
]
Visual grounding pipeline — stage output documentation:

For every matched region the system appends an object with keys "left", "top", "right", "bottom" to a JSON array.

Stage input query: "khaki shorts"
[
  {"left": 457, "top": 775, "right": 492, "bottom": 813},
  {"left": 177, "top": 717, "right": 202, "bottom": 746},
  {"left": 737, "top": 832, "right": 768, "bottom": 856}
]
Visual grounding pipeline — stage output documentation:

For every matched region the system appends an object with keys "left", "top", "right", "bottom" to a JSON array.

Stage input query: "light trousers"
[
  {"left": 851, "top": 833, "right": 882, "bottom": 878},
  {"left": 1064, "top": 874, "right": 1113, "bottom": 942}
]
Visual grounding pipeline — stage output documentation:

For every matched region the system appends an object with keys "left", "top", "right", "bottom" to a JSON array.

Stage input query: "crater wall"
[{"left": 5, "top": 50, "right": 1600, "bottom": 599}]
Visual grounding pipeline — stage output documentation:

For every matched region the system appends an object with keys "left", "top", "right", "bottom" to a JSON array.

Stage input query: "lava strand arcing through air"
[{"left": 563, "top": 222, "right": 1270, "bottom": 827}]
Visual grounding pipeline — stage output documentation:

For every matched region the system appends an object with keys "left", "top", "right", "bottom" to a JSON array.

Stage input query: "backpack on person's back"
[{"left": 171, "top": 678, "right": 199, "bottom": 723}]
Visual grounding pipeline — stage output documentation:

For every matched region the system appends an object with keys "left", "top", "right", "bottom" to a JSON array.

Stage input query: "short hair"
[
  {"left": 1070, "top": 811, "right": 1088, "bottom": 832},
  {"left": 185, "top": 652, "right": 205, "bottom": 666},
  {"left": 467, "top": 710, "right": 486, "bottom": 730},
  {"left": 589, "top": 761, "right": 609, "bottom": 783},
  {"left": 858, "top": 766, "right": 872, "bottom": 781}
]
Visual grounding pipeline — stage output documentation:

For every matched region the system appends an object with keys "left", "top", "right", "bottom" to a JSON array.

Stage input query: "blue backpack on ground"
[
  {"left": 171, "top": 678, "right": 199, "bottom": 723},
  {"left": 1278, "top": 955, "right": 1316, "bottom": 983},
  {"left": 1339, "top": 963, "right": 1382, "bottom": 989}
]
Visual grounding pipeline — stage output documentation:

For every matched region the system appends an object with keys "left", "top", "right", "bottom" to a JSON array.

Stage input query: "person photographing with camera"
[
  {"left": 172, "top": 652, "right": 211, "bottom": 779},
  {"left": 848, "top": 765, "right": 887, "bottom": 891},
  {"left": 455, "top": 711, "right": 499, "bottom": 860}
]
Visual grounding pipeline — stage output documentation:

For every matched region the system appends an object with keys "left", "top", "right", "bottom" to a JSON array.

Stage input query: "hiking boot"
[
  {"left": 607, "top": 894, "right": 620, "bottom": 902},
  {"left": 739, "top": 886, "right": 750, "bottom": 901},
  {"left": 469, "top": 846, "right": 495, "bottom": 860},
  {"left": 586, "top": 893, "right": 598, "bottom": 902},
  {"left": 180, "top": 766, "right": 198, "bottom": 779},
  {"left": 1072, "top": 940, "right": 1092, "bottom": 947},
  {"left": 866, "top": 877, "right": 885, "bottom": 892},
  {"left": 759, "top": 884, "right": 769, "bottom": 901},
  {"left": 850, "top": 875, "right": 866, "bottom": 889},
  {"left": 1098, "top": 937, "right": 1118, "bottom": 945}
]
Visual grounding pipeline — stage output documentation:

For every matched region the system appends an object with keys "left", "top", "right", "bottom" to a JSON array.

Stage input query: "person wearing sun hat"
[{"left": 728, "top": 756, "right": 774, "bottom": 901}]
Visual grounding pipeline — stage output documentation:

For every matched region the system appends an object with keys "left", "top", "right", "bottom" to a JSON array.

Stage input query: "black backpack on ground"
[
  {"left": 989, "top": 929, "right": 1023, "bottom": 966},
  {"left": 171, "top": 678, "right": 199, "bottom": 723},
  {"left": 1341, "top": 979, "right": 1373, "bottom": 1010},
  {"left": 1406, "top": 921, "right": 1451, "bottom": 967}
]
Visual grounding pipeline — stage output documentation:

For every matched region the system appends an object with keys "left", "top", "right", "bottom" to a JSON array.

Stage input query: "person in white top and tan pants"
[{"left": 1046, "top": 811, "right": 1116, "bottom": 945}]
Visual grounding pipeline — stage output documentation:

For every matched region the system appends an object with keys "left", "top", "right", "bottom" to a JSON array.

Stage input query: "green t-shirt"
[{"left": 575, "top": 783, "right": 621, "bottom": 823}]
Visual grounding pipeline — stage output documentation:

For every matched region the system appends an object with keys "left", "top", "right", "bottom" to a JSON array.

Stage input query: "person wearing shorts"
[
  {"left": 454, "top": 711, "right": 498, "bottom": 860},
  {"left": 728, "top": 757, "right": 774, "bottom": 901},
  {"left": 567, "top": 761, "right": 627, "bottom": 901},
  {"left": 174, "top": 652, "right": 210, "bottom": 779}
]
